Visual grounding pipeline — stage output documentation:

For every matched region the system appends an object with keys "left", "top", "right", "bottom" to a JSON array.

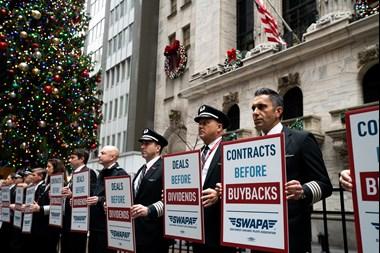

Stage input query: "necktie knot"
[{"left": 201, "top": 146, "right": 210, "bottom": 166}]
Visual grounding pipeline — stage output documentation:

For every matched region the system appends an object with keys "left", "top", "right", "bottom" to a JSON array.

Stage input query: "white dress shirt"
[{"left": 202, "top": 136, "right": 222, "bottom": 187}]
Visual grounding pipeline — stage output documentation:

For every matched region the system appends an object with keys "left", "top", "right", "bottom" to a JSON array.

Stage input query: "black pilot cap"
[
  {"left": 194, "top": 104, "right": 230, "bottom": 129},
  {"left": 139, "top": 128, "right": 168, "bottom": 148}
]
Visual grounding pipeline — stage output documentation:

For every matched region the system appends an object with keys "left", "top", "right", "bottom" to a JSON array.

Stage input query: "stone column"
[
  {"left": 193, "top": 0, "right": 236, "bottom": 74},
  {"left": 319, "top": 0, "right": 354, "bottom": 17},
  {"left": 305, "top": 0, "right": 354, "bottom": 38}
]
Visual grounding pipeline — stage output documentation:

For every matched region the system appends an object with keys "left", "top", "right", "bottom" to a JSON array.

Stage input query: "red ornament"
[
  {"left": 93, "top": 123, "right": 98, "bottom": 129},
  {"left": 53, "top": 74, "right": 62, "bottom": 83},
  {"left": 0, "top": 8, "right": 8, "bottom": 16},
  {"left": 44, "top": 85, "right": 53, "bottom": 94},
  {"left": 0, "top": 41, "right": 8, "bottom": 51},
  {"left": 32, "top": 43, "right": 40, "bottom": 49},
  {"left": 81, "top": 69, "right": 90, "bottom": 78},
  {"left": 90, "top": 143, "right": 97, "bottom": 149}
]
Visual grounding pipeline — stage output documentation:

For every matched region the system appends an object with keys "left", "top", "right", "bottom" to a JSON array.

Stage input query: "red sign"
[
  {"left": 226, "top": 182, "right": 281, "bottom": 204},
  {"left": 360, "top": 172, "right": 379, "bottom": 201}
]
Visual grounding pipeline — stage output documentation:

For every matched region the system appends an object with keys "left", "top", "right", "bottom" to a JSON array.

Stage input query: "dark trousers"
[
  {"left": 193, "top": 244, "right": 236, "bottom": 253},
  {"left": 89, "top": 230, "right": 116, "bottom": 253},
  {"left": 61, "top": 230, "right": 88, "bottom": 253}
]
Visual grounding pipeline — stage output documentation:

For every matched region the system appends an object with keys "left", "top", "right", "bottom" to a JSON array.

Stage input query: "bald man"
[{"left": 87, "top": 146, "right": 128, "bottom": 253}]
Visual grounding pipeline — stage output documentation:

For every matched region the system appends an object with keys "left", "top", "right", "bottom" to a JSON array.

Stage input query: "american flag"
[{"left": 254, "top": 0, "right": 287, "bottom": 45}]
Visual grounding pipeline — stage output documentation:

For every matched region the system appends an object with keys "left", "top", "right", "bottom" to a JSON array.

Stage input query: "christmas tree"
[{"left": 0, "top": 0, "right": 103, "bottom": 170}]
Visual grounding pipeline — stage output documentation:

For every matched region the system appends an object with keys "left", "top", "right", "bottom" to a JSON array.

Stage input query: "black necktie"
[
  {"left": 201, "top": 146, "right": 210, "bottom": 167},
  {"left": 135, "top": 165, "right": 147, "bottom": 195}
]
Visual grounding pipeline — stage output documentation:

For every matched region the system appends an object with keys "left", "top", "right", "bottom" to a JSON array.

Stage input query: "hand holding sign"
[{"left": 201, "top": 188, "right": 219, "bottom": 207}]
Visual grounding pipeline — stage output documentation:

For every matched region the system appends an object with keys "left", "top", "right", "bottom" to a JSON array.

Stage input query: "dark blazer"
[
  {"left": 283, "top": 127, "right": 332, "bottom": 253},
  {"left": 31, "top": 181, "right": 48, "bottom": 235},
  {"left": 63, "top": 166, "right": 97, "bottom": 232},
  {"left": 133, "top": 158, "right": 166, "bottom": 247},
  {"left": 201, "top": 144, "right": 223, "bottom": 248},
  {"left": 90, "top": 163, "right": 127, "bottom": 232}
]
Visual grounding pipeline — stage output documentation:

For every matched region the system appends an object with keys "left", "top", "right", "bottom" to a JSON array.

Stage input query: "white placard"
[
  {"left": 13, "top": 186, "right": 24, "bottom": 228},
  {"left": 22, "top": 185, "right": 35, "bottom": 233},
  {"left": 49, "top": 173, "right": 64, "bottom": 227},
  {"left": 346, "top": 106, "right": 379, "bottom": 253},
  {"left": 222, "top": 134, "right": 288, "bottom": 252},
  {"left": 163, "top": 150, "right": 204, "bottom": 243},
  {"left": 1, "top": 186, "right": 11, "bottom": 222},
  {"left": 105, "top": 176, "right": 135, "bottom": 252},
  {"left": 71, "top": 170, "right": 90, "bottom": 232}
]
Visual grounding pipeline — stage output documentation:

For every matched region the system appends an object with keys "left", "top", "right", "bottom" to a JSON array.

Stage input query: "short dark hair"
[
  {"left": 71, "top": 149, "right": 89, "bottom": 164},
  {"left": 254, "top": 88, "right": 284, "bottom": 108}
]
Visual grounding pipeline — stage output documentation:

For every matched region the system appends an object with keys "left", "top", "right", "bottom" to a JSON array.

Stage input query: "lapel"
[
  {"left": 283, "top": 127, "right": 294, "bottom": 154},
  {"left": 134, "top": 158, "right": 162, "bottom": 198},
  {"left": 203, "top": 145, "right": 221, "bottom": 188},
  {"left": 144, "top": 158, "right": 161, "bottom": 179}
]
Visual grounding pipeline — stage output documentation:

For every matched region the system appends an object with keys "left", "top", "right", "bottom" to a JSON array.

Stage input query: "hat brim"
[{"left": 194, "top": 115, "right": 229, "bottom": 129}]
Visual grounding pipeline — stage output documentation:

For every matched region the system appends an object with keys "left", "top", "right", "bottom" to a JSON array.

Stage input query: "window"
[
  {"left": 103, "top": 103, "right": 108, "bottom": 122},
  {"left": 121, "top": 61, "right": 126, "bottom": 80},
  {"left": 237, "top": 0, "right": 254, "bottom": 52},
  {"left": 112, "top": 134, "right": 116, "bottom": 146},
  {"left": 283, "top": 0, "right": 317, "bottom": 46},
  {"left": 362, "top": 64, "right": 379, "bottom": 104},
  {"left": 168, "top": 33, "right": 176, "bottom": 44},
  {"left": 227, "top": 104, "right": 240, "bottom": 132},
  {"left": 126, "top": 57, "right": 131, "bottom": 79},
  {"left": 114, "top": 99, "right": 118, "bottom": 119},
  {"left": 109, "top": 101, "right": 113, "bottom": 121},
  {"left": 107, "top": 136, "right": 110, "bottom": 145},
  {"left": 117, "top": 133, "right": 122, "bottom": 150},
  {"left": 182, "top": 0, "right": 191, "bottom": 8},
  {"left": 124, "top": 94, "right": 129, "bottom": 116},
  {"left": 182, "top": 25, "right": 191, "bottom": 49},
  {"left": 118, "top": 32, "right": 122, "bottom": 49},
  {"left": 170, "top": 0, "right": 177, "bottom": 15},
  {"left": 122, "top": 130, "right": 127, "bottom": 152},
  {"left": 116, "top": 64, "right": 120, "bottom": 83},
  {"left": 283, "top": 87, "right": 303, "bottom": 120},
  {"left": 119, "top": 96, "right": 124, "bottom": 117}
]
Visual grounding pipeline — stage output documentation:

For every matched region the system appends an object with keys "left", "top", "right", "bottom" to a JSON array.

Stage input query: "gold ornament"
[
  {"left": 52, "top": 88, "right": 59, "bottom": 95},
  {"left": 18, "top": 62, "right": 29, "bottom": 71},
  {"left": 33, "top": 51, "right": 42, "bottom": 59},
  {"left": 20, "top": 31, "right": 28, "bottom": 39},
  {"left": 32, "top": 68, "right": 40, "bottom": 75},
  {"left": 38, "top": 121, "right": 47, "bottom": 128},
  {"left": 31, "top": 10, "right": 42, "bottom": 20},
  {"left": 52, "top": 37, "right": 60, "bottom": 45},
  {"left": 20, "top": 142, "right": 28, "bottom": 149}
]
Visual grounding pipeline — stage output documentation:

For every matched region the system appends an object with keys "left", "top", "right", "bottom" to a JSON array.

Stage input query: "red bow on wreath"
[
  {"left": 227, "top": 48, "right": 237, "bottom": 63},
  {"left": 164, "top": 40, "right": 180, "bottom": 56}
]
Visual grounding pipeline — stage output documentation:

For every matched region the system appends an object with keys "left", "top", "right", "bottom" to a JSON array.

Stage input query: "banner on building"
[
  {"left": 71, "top": 169, "right": 90, "bottom": 232},
  {"left": 221, "top": 134, "right": 288, "bottom": 252},
  {"left": 163, "top": 150, "right": 204, "bottom": 243},
  {"left": 346, "top": 105, "right": 379, "bottom": 253},
  {"left": 22, "top": 185, "right": 35, "bottom": 233},
  {"left": 49, "top": 173, "right": 64, "bottom": 227},
  {"left": 105, "top": 175, "right": 136, "bottom": 252},
  {"left": 13, "top": 186, "right": 24, "bottom": 229}
]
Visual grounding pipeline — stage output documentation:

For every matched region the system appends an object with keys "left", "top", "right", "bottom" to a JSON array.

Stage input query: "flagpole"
[{"left": 265, "top": 0, "right": 302, "bottom": 44}]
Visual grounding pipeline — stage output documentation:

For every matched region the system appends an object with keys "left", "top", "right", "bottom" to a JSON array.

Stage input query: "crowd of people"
[{"left": 0, "top": 88, "right": 356, "bottom": 253}]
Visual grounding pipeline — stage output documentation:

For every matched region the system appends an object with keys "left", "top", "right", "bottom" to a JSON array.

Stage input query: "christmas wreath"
[
  {"left": 164, "top": 40, "right": 188, "bottom": 79},
  {"left": 222, "top": 48, "right": 243, "bottom": 73}
]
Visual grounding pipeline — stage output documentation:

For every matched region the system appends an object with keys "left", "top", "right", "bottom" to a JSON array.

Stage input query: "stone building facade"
[{"left": 154, "top": 0, "right": 379, "bottom": 249}]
